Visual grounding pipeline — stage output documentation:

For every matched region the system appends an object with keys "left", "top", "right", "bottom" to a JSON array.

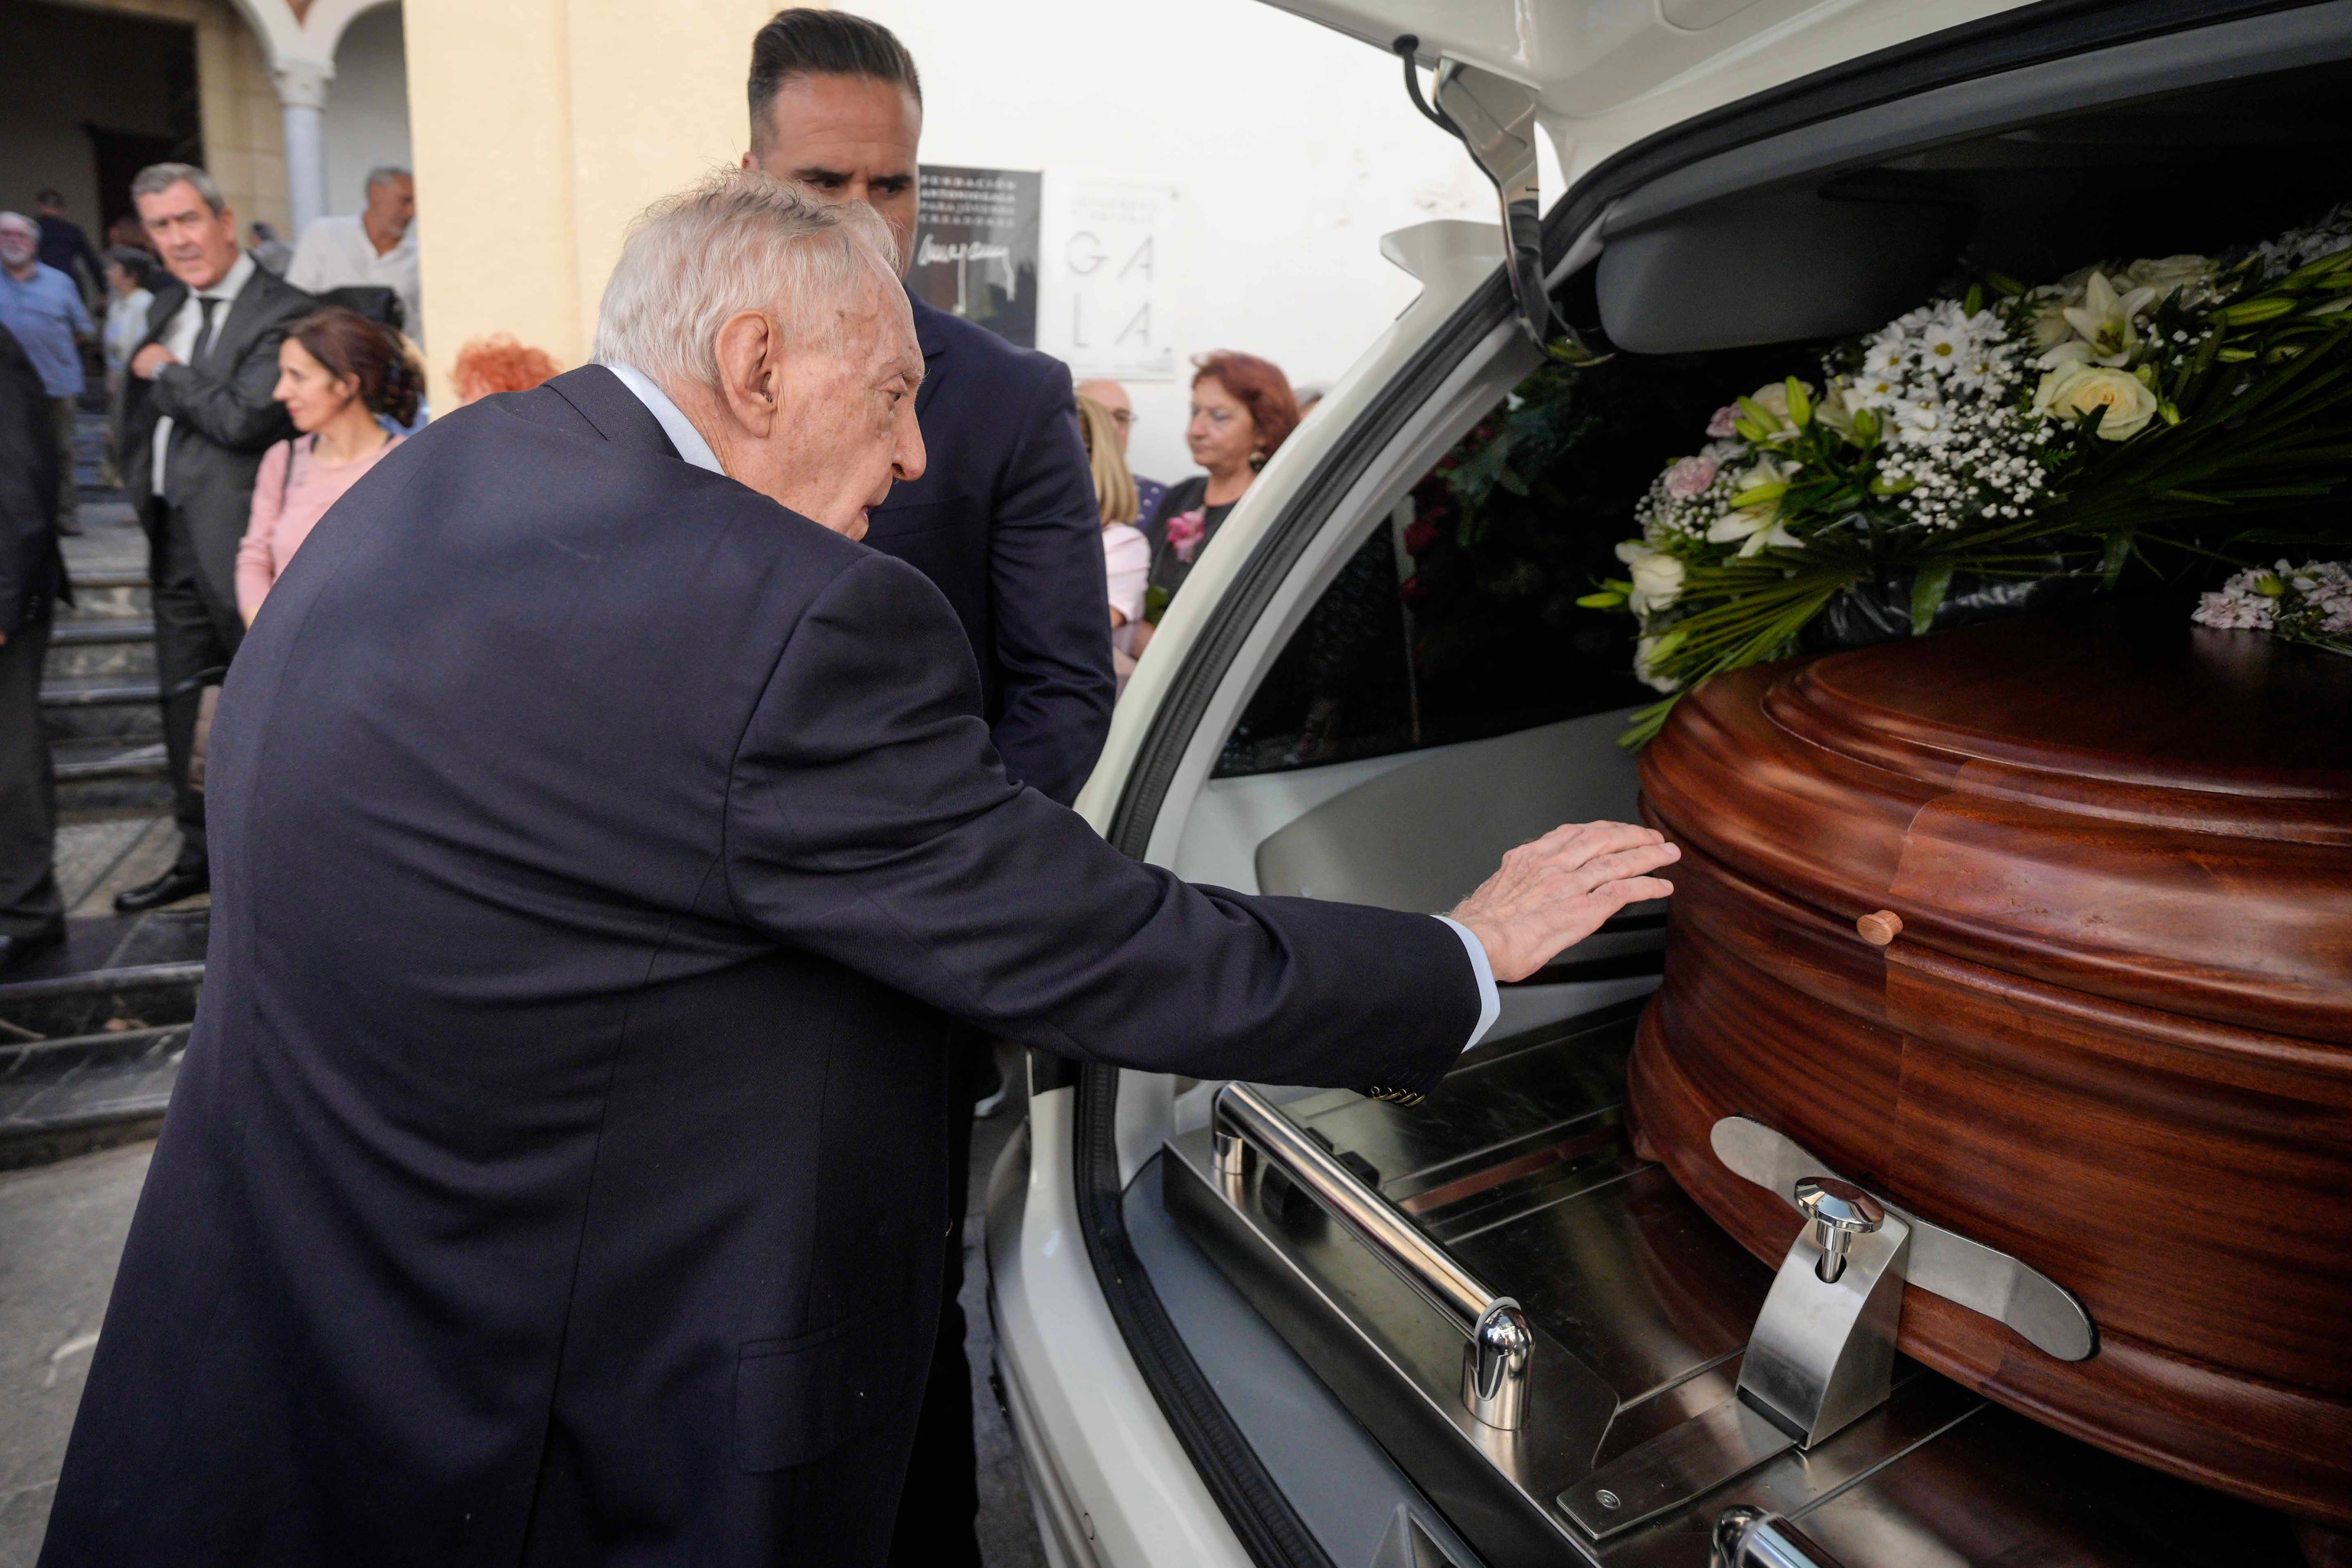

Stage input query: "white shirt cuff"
[{"left": 1436, "top": 916, "right": 1501, "bottom": 1053}]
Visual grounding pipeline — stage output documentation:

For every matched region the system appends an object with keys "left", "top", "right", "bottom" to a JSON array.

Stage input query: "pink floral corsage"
[{"left": 1165, "top": 508, "right": 1208, "bottom": 563}]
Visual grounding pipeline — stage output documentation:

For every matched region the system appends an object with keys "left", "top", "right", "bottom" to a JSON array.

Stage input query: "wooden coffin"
[{"left": 1627, "top": 596, "right": 2352, "bottom": 1526}]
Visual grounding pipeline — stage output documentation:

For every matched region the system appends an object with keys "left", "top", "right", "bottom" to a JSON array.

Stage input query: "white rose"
[
  {"left": 2034, "top": 363, "right": 2161, "bottom": 440},
  {"left": 1615, "top": 540, "right": 1686, "bottom": 615}
]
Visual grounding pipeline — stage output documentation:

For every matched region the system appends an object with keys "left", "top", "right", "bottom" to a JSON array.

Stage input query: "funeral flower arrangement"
[
  {"left": 2192, "top": 559, "right": 2352, "bottom": 656},
  {"left": 1586, "top": 204, "right": 2352, "bottom": 745}
]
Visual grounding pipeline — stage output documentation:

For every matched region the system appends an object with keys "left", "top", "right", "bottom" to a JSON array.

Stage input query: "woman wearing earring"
[
  {"left": 237, "top": 307, "right": 421, "bottom": 625},
  {"left": 1133, "top": 351, "right": 1299, "bottom": 655}
]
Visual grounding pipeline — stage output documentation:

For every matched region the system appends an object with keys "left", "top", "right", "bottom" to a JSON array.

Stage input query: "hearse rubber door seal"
[{"left": 1074, "top": 4, "right": 2328, "bottom": 1565}]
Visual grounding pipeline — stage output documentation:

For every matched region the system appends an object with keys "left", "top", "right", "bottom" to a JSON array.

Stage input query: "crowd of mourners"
[
  {"left": 2, "top": 150, "right": 1315, "bottom": 968},
  {"left": 2, "top": 161, "right": 579, "bottom": 961}
]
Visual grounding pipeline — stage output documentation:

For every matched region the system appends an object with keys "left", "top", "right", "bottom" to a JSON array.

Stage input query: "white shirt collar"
[
  {"left": 202, "top": 249, "right": 256, "bottom": 304},
  {"left": 602, "top": 363, "right": 724, "bottom": 475}
]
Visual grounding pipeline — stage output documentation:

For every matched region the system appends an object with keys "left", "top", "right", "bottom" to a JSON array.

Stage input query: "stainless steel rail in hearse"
[
  {"left": 1212, "top": 1082, "right": 1533, "bottom": 1429},
  {"left": 1709, "top": 1507, "right": 1847, "bottom": 1568}
]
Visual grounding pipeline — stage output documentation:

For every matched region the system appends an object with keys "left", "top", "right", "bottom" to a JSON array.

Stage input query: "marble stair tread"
[
  {"left": 0, "top": 1025, "right": 187, "bottom": 1141},
  {"left": 0, "top": 911, "right": 208, "bottom": 1040},
  {"left": 36, "top": 674, "right": 163, "bottom": 708},
  {"left": 49, "top": 740, "right": 168, "bottom": 781},
  {"left": 50, "top": 618, "right": 156, "bottom": 646},
  {"left": 60, "top": 576, "right": 153, "bottom": 618},
  {"left": 0, "top": 1046, "right": 180, "bottom": 1169},
  {"left": 1, "top": 1021, "right": 187, "bottom": 1065}
]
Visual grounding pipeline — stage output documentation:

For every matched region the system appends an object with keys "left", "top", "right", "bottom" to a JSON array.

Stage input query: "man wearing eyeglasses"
[{"left": 1078, "top": 377, "right": 1164, "bottom": 523}]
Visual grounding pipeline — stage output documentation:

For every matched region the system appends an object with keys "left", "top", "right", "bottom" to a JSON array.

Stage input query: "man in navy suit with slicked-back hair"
[
  {"left": 40, "top": 170, "right": 1678, "bottom": 1568},
  {"left": 740, "top": 17, "right": 1116, "bottom": 1557}
]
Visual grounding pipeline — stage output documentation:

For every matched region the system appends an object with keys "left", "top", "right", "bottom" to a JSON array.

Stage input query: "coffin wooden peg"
[{"left": 1856, "top": 910, "right": 1903, "bottom": 947}]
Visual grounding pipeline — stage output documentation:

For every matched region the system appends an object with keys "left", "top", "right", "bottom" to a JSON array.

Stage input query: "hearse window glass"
[{"left": 1215, "top": 349, "right": 1793, "bottom": 777}]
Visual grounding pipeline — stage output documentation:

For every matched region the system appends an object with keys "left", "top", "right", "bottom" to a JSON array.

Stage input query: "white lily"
[
  {"left": 2060, "top": 270, "right": 2159, "bottom": 365},
  {"left": 1708, "top": 507, "right": 1803, "bottom": 557},
  {"left": 2029, "top": 305, "right": 2078, "bottom": 350},
  {"left": 1813, "top": 377, "right": 1861, "bottom": 437}
]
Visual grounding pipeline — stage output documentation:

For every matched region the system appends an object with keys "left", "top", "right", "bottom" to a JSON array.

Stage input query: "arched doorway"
[{"left": 0, "top": 0, "right": 291, "bottom": 258}]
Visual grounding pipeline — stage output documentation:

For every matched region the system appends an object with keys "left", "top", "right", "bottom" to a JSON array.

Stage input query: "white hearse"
[{"left": 987, "top": 3, "right": 2349, "bottom": 1565}]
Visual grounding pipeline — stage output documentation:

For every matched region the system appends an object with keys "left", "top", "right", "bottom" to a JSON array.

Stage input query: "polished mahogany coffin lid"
[
  {"left": 1771, "top": 594, "right": 2352, "bottom": 814},
  {"left": 1631, "top": 595, "right": 2352, "bottom": 1526},
  {"left": 1656, "top": 595, "right": 2352, "bottom": 1043}
]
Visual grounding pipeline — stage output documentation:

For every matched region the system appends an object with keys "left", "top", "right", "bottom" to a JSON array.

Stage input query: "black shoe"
[
  {"left": 114, "top": 867, "right": 208, "bottom": 913},
  {"left": 0, "top": 927, "right": 67, "bottom": 977},
  {"left": 972, "top": 1056, "right": 1009, "bottom": 1120},
  {"left": 55, "top": 515, "right": 83, "bottom": 537}
]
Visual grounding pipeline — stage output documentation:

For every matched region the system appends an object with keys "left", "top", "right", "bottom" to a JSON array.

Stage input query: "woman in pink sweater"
[{"left": 237, "top": 307, "right": 422, "bottom": 623}]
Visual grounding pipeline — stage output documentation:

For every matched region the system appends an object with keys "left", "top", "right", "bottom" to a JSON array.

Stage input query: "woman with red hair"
[
  {"left": 449, "top": 334, "right": 562, "bottom": 404},
  {"left": 1134, "top": 351, "right": 1299, "bottom": 653}
]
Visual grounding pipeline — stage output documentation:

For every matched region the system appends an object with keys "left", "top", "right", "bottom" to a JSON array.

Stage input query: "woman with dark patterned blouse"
[{"left": 1132, "top": 350, "right": 1299, "bottom": 654}]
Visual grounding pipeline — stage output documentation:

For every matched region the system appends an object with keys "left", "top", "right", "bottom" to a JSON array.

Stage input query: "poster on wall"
[
  {"left": 1051, "top": 176, "right": 1176, "bottom": 382},
  {"left": 910, "top": 165, "right": 1040, "bottom": 347}
]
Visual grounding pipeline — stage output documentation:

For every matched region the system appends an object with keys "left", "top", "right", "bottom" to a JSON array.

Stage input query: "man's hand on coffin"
[{"left": 1448, "top": 821, "right": 1679, "bottom": 982}]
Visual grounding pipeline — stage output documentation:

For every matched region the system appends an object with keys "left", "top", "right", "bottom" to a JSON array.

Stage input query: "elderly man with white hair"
[{"left": 39, "top": 171, "right": 1678, "bottom": 1568}]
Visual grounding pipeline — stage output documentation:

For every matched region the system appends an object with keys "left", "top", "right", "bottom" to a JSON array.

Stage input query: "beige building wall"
[
  {"left": 404, "top": 0, "right": 787, "bottom": 404},
  {"left": 62, "top": 0, "right": 292, "bottom": 238},
  {"left": 194, "top": 0, "right": 291, "bottom": 236}
]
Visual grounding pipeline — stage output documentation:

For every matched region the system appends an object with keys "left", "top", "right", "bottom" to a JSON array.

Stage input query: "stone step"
[
  {"left": 62, "top": 570, "right": 151, "bottom": 620},
  {"left": 46, "top": 617, "right": 157, "bottom": 681},
  {"left": 51, "top": 739, "right": 175, "bottom": 816},
  {"left": 0, "top": 959, "right": 205, "bottom": 1044},
  {"left": 0, "top": 1023, "right": 184, "bottom": 1172},
  {"left": 42, "top": 706, "right": 163, "bottom": 746},
  {"left": 0, "top": 959, "right": 205, "bottom": 1041},
  {"left": 0, "top": 894, "right": 207, "bottom": 1167},
  {"left": 38, "top": 673, "right": 159, "bottom": 708},
  {"left": 51, "top": 737, "right": 169, "bottom": 782},
  {"left": 51, "top": 617, "right": 155, "bottom": 647},
  {"left": 38, "top": 673, "right": 165, "bottom": 742}
]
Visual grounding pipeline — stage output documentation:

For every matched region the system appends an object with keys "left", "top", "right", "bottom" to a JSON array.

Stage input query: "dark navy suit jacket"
[
  {"left": 863, "top": 294, "right": 1112, "bottom": 806},
  {"left": 39, "top": 366, "right": 1476, "bottom": 1567}
]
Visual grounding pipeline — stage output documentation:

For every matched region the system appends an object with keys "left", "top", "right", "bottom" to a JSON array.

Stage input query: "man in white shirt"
[
  {"left": 115, "top": 164, "right": 313, "bottom": 912},
  {"left": 286, "top": 166, "right": 421, "bottom": 344}
]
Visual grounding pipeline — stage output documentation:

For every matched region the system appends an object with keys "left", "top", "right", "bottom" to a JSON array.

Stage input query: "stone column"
[{"left": 275, "top": 60, "right": 334, "bottom": 242}]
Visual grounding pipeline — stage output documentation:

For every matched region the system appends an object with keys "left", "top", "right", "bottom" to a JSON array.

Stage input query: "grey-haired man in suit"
[{"left": 115, "top": 163, "right": 312, "bottom": 911}]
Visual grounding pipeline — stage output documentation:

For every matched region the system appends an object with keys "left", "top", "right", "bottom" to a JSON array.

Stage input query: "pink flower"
[
  {"left": 1166, "top": 508, "right": 1208, "bottom": 563},
  {"left": 1706, "top": 405, "right": 1740, "bottom": 439},
  {"left": 1665, "top": 456, "right": 1718, "bottom": 500}
]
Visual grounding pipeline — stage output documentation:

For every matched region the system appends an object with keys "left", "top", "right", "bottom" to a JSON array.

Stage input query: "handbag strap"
[{"left": 280, "top": 432, "right": 314, "bottom": 510}]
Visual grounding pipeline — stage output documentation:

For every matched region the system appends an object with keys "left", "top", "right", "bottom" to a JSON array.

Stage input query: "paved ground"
[
  {"left": 0, "top": 1141, "right": 149, "bottom": 1561},
  {"left": 0, "top": 1050, "right": 1045, "bottom": 1566}
]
